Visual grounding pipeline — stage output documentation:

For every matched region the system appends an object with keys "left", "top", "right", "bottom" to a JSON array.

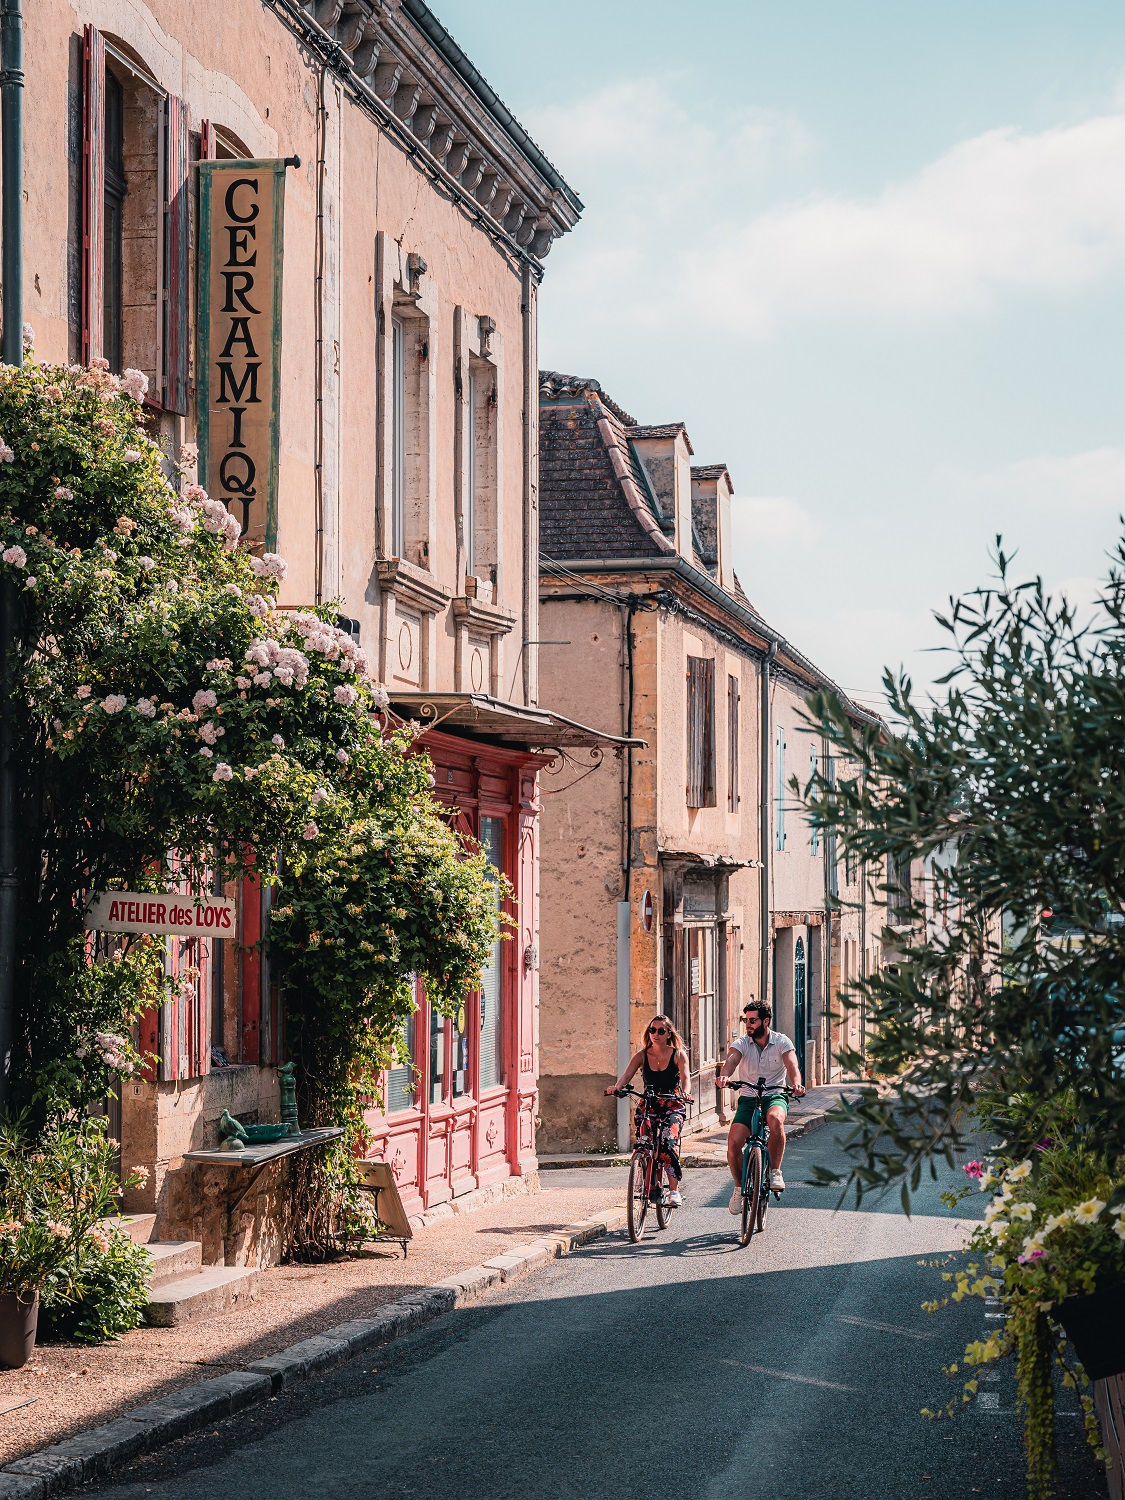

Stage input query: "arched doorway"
[{"left": 793, "top": 936, "right": 807, "bottom": 1078}]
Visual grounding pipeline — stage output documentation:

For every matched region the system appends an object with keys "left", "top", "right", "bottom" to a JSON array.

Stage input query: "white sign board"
[{"left": 85, "top": 891, "right": 236, "bottom": 939}]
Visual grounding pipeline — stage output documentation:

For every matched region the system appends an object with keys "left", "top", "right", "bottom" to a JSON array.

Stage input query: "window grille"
[{"left": 686, "top": 657, "right": 716, "bottom": 807}]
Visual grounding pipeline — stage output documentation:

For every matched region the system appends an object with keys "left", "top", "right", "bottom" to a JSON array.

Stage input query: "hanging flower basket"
[
  {"left": 0, "top": 1291, "right": 39, "bottom": 1369},
  {"left": 1054, "top": 1282, "right": 1125, "bottom": 1380}
]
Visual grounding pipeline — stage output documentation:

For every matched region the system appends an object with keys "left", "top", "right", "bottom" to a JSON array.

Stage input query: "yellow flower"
[{"left": 1072, "top": 1198, "right": 1106, "bottom": 1226}]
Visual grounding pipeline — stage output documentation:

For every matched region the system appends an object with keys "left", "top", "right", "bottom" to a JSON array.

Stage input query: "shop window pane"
[
  {"left": 387, "top": 1001, "right": 416, "bottom": 1113},
  {"left": 479, "top": 816, "right": 504, "bottom": 1090},
  {"left": 429, "top": 1006, "right": 445, "bottom": 1106},
  {"left": 452, "top": 1001, "right": 470, "bottom": 1098}
]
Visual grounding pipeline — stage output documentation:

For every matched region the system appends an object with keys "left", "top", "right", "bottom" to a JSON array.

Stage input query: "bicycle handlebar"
[
  {"left": 613, "top": 1084, "right": 689, "bottom": 1104},
  {"left": 720, "top": 1078, "right": 795, "bottom": 1097}
]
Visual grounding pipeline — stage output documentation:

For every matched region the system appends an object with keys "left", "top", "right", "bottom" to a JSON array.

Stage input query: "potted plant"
[
  {"left": 924, "top": 1097, "right": 1124, "bottom": 1498},
  {"left": 0, "top": 1115, "right": 147, "bottom": 1367}
]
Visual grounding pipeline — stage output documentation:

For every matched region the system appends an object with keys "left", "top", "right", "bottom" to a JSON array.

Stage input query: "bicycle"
[
  {"left": 721, "top": 1078, "right": 794, "bottom": 1247},
  {"left": 613, "top": 1084, "right": 686, "bottom": 1242}
]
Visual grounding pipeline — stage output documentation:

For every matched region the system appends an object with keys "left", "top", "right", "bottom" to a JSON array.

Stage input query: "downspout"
[
  {"left": 758, "top": 641, "right": 778, "bottom": 1007},
  {"left": 520, "top": 265, "right": 538, "bottom": 705},
  {"left": 821, "top": 735, "right": 832, "bottom": 1088},
  {"left": 312, "top": 59, "right": 328, "bottom": 604},
  {"left": 0, "top": 0, "right": 23, "bottom": 1114},
  {"left": 617, "top": 597, "right": 636, "bottom": 1152}
]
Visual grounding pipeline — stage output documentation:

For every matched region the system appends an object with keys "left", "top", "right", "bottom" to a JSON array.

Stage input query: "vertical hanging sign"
[{"left": 197, "top": 159, "right": 288, "bottom": 549}]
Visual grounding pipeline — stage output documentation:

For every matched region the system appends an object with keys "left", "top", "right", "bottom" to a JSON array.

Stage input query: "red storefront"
[{"left": 365, "top": 700, "right": 622, "bottom": 1215}]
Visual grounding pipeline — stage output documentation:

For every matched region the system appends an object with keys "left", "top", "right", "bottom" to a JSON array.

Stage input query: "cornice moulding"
[{"left": 376, "top": 556, "right": 452, "bottom": 614}]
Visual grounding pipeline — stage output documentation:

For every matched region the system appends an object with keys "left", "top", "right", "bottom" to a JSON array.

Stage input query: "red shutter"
[
  {"left": 81, "top": 25, "right": 105, "bottom": 366},
  {"left": 163, "top": 95, "right": 190, "bottom": 413},
  {"left": 200, "top": 118, "right": 218, "bottom": 161}
]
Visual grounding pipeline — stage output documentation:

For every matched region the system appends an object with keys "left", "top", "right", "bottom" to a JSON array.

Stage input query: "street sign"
[
  {"left": 85, "top": 891, "right": 236, "bottom": 939},
  {"left": 641, "top": 888, "right": 654, "bottom": 932}
]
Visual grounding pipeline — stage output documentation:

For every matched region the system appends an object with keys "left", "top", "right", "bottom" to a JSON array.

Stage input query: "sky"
[{"left": 437, "top": 0, "right": 1125, "bottom": 710}]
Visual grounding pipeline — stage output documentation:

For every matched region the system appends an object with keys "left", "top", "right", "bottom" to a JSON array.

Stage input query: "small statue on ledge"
[
  {"left": 278, "top": 1062, "right": 300, "bottom": 1134},
  {"left": 218, "top": 1108, "right": 248, "bottom": 1148}
]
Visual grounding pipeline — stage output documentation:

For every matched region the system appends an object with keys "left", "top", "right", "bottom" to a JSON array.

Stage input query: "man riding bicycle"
[{"left": 716, "top": 1000, "right": 805, "bottom": 1213}]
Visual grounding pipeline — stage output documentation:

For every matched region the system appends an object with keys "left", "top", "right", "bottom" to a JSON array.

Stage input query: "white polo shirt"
[{"left": 731, "top": 1029, "right": 795, "bottom": 1090}]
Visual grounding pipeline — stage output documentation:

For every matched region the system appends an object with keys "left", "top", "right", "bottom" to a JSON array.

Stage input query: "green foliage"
[
  {"left": 39, "top": 1229, "right": 151, "bottom": 1345},
  {"left": 800, "top": 539, "right": 1125, "bottom": 1203},
  {"left": 269, "top": 730, "right": 506, "bottom": 1258},
  {"left": 0, "top": 1115, "right": 145, "bottom": 1301}
]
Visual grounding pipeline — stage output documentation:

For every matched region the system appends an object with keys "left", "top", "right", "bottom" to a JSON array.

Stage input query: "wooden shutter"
[
  {"left": 727, "top": 675, "right": 740, "bottom": 811},
  {"left": 162, "top": 95, "right": 190, "bottom": 413},
  {"left": 200, "top": 119, "right": 218, "bottom": 163},
  {"left": 809, "top": 742, "right": 820, "bottom": 856},
  {"left": 686, "top": 657, "right": 716, "bottom": 807},
  {"left": 81, "top": 25, "right": 106, "bottom": 366},
  {"left": 775, "top": 725, "right": 787, "bottom": 850}
]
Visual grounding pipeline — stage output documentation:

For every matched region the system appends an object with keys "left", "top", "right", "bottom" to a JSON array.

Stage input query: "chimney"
[
  {"left": 630, "top": 423, "right": 694, "bottom": 558},
  {"left": 690, "top": 464, "right": 734, "bottom": 589}
]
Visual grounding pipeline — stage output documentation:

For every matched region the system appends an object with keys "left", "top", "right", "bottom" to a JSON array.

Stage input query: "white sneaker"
[
  {"left": 770, "top": 1168, "right": 785, "bottom": 1192},
  {"left": 728, "top": 1185, "right": 742, "bottom": 1214},
  {"left": 668, "top": 1190, "right": 683, "bottom": 1208}
]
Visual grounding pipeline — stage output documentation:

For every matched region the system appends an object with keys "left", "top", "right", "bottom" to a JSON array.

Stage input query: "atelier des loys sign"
[{"left": 85, "top": 890, "right": 237, "bottom": 939}]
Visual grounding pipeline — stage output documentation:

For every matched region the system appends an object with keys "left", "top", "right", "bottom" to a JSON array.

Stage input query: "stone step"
[
  {"left": 145, "top": 1266, "right": 260, "bottom": 1328},
  {"left": 143, "top": 1240, "right": 204, "bottom": 1287},
  {"left": 108, "top": 1212, "right": 157, "bottom": 1245}
]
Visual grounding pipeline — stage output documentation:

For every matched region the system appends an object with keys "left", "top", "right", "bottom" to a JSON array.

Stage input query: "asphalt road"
[{"left": 89, "top": 1121, "right": 1106, "bottom": 1500}]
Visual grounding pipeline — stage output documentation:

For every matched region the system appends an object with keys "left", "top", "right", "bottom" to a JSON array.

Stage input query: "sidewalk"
[
  {"left": 539, "top": 1081, "right": 860, "bottom": 1169},
  {"left": 0, "top": 1174, "right": 624, "bottom": 1477}
]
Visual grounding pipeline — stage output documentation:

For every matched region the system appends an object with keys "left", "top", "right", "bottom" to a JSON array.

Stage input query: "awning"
[
  {"left": 658, "top": 850, "right": 763, "bottom": 870},
  {"left": 387, "top": 692, "right": 644, "bottom": 751}
]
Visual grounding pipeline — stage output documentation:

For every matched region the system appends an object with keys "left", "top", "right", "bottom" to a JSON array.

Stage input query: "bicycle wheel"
[
  {"left": 740, "top": 1144, "right": 763, "bottom": 1247},
  {"left": 756, "top": 1161, "right": 771, "bottom": 1232},
  {"left": 627, "top": 1148, "right": 651, "bottom": 1242},
  {"left": 655, "top": 1175, "right": 677, "bottom": 1229}
]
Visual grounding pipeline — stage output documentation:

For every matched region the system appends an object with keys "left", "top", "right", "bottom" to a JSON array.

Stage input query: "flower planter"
[
  {"left": 1056, "top": 1283, "right": 1125, "bottom": 1380},
  {"left": 0, "top": 1291, "right": 39, "bottom": 1369}
]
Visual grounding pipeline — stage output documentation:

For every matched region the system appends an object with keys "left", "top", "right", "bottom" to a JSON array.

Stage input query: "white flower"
[
  {"left": 120, "top": 368, "right": 149, "bottom": 402},
  {"left": 1043, "top": 1211, "right": 1073, "bottom": 1235},
  {"left": 135, "top": 698, "right": 156, "bottom": 718},
  {"left": 139, "top": 556, "right": 156, "bottom": 571},
  {"left": 1072, "top": 1198, "right": 1106, "bottom": 1226},
  {"left": 76, "top": 684, "right": 92, "bottom": 700},
  {"left": 21, "top": 323, "right": 34, "bottom": 352},
  {"left": 272, "top": 734, "right": 285, "bottom": 748},
  {"left": 371, "top": 685, "right": 390, "bottom": 709},
  {"left": 334, "top": 683, "right": 358, "bottom": 707},
  {"left": 199, "top": 746, "right": 214, "bottom": 759},
  {"left": 253, "top": 671, "right": 273, "bottom": 688},
  {"left": 312, "top": 787, "right": 328, "bottom": 806},
  {"left": 212, "top": 763, "right": 233, "bottom": 783},
  {"left": 0, "top": 441, "right": 13, "bottom": 463},
  {"left": 336, "top": 748, "right": 349, "bottom": 764},
  {"left": 177, "top": 442, "right": 198, "bottom": 472},
  {"left": 24, "top": 576, "right": 35, "bottom": 589},
  {"left": 224, "top": 583, "right": 242, "bottom": 597},
  {"left": 2, "top": 545, "right": 26, "bottom": 568},
  {"left": 192, "top": 689, "right": 218, "bottom": 713},
  {"left": 101, "top": 694, "right": 126, "bottom": 714},
  {"left": 122, "top": 448, "right": 143, "bottom": 463},
  {"left": 1005, "top": 1160, "right": 1033, "bottom": 1183},
  {"left": 54, "top": 486, "right": 73, "bottom": 500},
  {"left": 302, "top": 822, "right": 319, "bottom": 840},
  {"left": 1009, "top": 1202, "right": 1034, "bottom": 1222},
  {"left": 1110, "top": 1204, "right": 1125, "bottom": 1217},
  {"left": 1115, "top": 1219, "right": 1125, "bottom": 1242},
  {"left": 198, "top": 721, "right": 222, "bottom": 745}
]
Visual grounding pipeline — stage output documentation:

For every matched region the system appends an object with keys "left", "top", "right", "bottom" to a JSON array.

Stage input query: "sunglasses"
[
  {"left": 648, "top": 1025, "right": 670, "bottom": 1036},
  {"left": 744, "top": 1013, "right": 769, "bottom": 1024}
]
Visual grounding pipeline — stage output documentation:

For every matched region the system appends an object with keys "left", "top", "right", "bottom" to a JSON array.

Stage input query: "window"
[
  {"left": 686, "top": 656, "right": 716, "bottom": 807},
  {"left": 886, "top": 851, "right": 912, "bottom": 924},
  {"left": 809, "top": 741, "right": 820, "bottom": 857},
  {"left": 80, "top": 27, "right": 189, "bottom": 411},
  {"left": 727, "top": 675, "right": 740, "bottom": 812},
  {"left": 386, "top": 1002, "right": 417, "bottom": 1113},
  {"left": 462, "top": 352, "right": 497, "bottom": 592},
  {"left": 429, "top": 1005, "right": 445, "bottom": 1106},
  {"left": 774, "top": 725, "right": 787, "bottom": 850},
  {"left": 478, "top": 817, "right": 505, "bottom": 1090},
  {"left": 391, "top": 316, "right": 406, "bottom": 556},
  {"left": 465, "top": 367, "right": 477, "bottom": 578}
]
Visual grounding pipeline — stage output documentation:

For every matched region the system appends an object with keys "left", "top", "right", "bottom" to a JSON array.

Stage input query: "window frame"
[
  {"left": 390, "top": 315, "right": 407, "bottom": 556},
  {"left": 686, "top": 656, "right": 716, "bottom": 808},
  {"left": 727, "top": 673, "right": 740, "bottom": 813}
]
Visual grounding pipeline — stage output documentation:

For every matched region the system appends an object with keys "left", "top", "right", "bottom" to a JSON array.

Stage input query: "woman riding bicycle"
[{"left": 605, "top": 1015, "right": 693, "bottom": 1207}]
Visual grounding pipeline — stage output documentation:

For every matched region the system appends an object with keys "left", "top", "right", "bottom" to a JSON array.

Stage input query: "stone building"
[
  {"left": 26, "top": 0, "right": 609, "bottom": 1263},
  {"left": 535, "top": 372, "right": 883, "bottom": 1152}
]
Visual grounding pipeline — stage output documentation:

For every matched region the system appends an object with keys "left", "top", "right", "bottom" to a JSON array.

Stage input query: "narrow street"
[{"left": 86, "top": 1121, "right": 1105, "bottom": 1500}]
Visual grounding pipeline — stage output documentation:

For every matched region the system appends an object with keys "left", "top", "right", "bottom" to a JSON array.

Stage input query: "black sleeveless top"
[{"left": 642, "top": 1051, "right": 681, "bottom": 1096}]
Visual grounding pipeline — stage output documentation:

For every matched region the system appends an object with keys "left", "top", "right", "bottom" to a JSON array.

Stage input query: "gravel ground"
[{"left": 0, "top": 1176, "right": 623, "bottom": 1466}]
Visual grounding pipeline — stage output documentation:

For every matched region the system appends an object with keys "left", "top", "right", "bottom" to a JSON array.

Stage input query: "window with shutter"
[
  {"left": 686, "top": 657, "right": 716, "bottom": 808},
  {"left": 81, "top": 25, "right": 106, "bottom": 366},
  {"left": 727, "top": 675, "right": 740, "bottom": 812}
]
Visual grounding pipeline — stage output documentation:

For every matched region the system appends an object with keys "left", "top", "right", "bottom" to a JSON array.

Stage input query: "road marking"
[
  {"left": 834, "top": 1314, "right": 936, "bottom": 1340},
  {"left": 720, "top": 1358, "right": 859, "bottom": 1393}
]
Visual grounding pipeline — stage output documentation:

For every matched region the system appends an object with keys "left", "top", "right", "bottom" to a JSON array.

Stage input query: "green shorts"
[{"left": 733, "top": 1094, "right": 788, "bottom": 1129}]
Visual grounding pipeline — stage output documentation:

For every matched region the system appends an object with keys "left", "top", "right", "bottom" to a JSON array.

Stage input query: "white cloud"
[
  {"left": 534, "top": 76, "right": 1125, "bottom": 342},
  {"left": 731, "top": 494, "right": 821, "bottom": 546},
  {"left": 939, "top": 447, "right": 1125, "bottom": 518}
]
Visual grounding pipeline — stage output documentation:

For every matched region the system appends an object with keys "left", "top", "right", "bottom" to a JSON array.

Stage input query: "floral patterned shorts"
[{"left": 635, "top": 1098, "right": 685, "bottom": 1179}]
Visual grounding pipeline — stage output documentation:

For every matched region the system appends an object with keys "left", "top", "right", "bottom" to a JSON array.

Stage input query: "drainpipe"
[
  {"left": 758, "top": 642, "right": 778, "bottom": 1007},
  {"left": 0, "top": 0, "right": 23, "bottom": 1114}
]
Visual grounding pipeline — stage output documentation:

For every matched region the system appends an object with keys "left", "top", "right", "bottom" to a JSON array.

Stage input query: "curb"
[{"left": 0, "top": 1208, "right": 628, "bottom": 1497}]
